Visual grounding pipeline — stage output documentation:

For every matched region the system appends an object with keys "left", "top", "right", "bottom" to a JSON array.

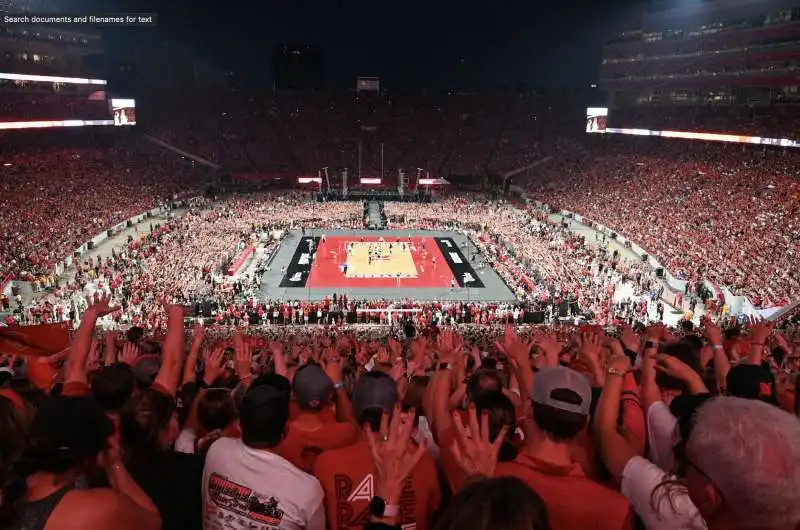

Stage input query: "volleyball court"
[{"left": 306, "top": 235, "right": 454, "bottom": 288}]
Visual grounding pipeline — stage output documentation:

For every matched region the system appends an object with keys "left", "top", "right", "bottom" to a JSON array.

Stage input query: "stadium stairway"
[{"left": 366, "top": 201, "right": 385, "bottom": 229}]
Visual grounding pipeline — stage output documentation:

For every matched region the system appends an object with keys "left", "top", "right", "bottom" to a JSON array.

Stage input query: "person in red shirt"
[
  {"left": 496, "top": 366, "right": 633, "bottom": 530},
  {"left": 280, "top": 364, "right": 358, "bottom": 473},
  {"left": 314, "top": 372, "right": 441, "bottom": 530}
]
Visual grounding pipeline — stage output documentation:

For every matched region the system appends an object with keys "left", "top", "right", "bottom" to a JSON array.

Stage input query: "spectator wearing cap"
[
  {"left": 724, "top": 364, "right": 779, "bottom": 406},
  {"left": 202, "top": 383, "right": 326, "bottom": 530},
  {"left": 279, "top": 363, "right": 358, "bottom": 473},
  {"left": 314, "top": 371, "right": 441, "bottom": 530},
  {"left": 496, "top": 366, "right": 634, "bottom": 530},
  {"left": 3, "top": 396, "right": 160, "bottom": 530}
]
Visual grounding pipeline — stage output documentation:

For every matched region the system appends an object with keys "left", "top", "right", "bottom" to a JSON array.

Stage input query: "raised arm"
[
  {"left": 593, "top": 354, "right": 638, "bottom": 480},
  {"left": 65, "top": 294, "right": 117, "bottom": 390},
  {"left": 153, "top": 302, "right": 186, "bottom": 397}
]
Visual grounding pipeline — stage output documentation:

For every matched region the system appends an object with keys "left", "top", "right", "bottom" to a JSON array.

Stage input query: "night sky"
[{"left": 86, "top": 0, "right": 642, "bottom": 91}]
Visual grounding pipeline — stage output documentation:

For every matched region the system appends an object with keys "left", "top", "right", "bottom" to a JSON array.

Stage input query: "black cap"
[
  {"left": 31, "top": 396, "right": 114, "bottom": 458},
  {"left": 726, "top": 364, "right": 778, "bottom": 404},
  {"left": 241, "top": 384, "right": 288, "bottom": 409}
]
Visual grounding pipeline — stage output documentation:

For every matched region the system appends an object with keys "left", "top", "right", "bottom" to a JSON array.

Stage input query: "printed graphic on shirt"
[
  {"left": 207, "top": 472, "right": 285, "bottom": 527},
  {"left": 335, "top": 473, "right": 416, "bottom": 530}
]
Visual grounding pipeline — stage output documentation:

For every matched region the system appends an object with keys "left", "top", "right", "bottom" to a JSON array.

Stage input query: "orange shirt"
[
  {"left": 437, "top": 425, "right": 473, "bottom": 493},
  {"left": 290, "top": 401, "right": 338, "bottom": 422},
  {"left": 314, "top": 440, "right": 441, "bottom": 530},
  {"left": 278, "top": 420, "right": 359, "bottom": 473},
  {"left": 496, "top": 453, "right": 633, "bottom": 530}
]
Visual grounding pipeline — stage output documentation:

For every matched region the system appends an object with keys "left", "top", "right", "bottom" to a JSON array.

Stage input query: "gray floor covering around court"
[{"left": 257, "top": 228, "right": 517, "bottom": 302}]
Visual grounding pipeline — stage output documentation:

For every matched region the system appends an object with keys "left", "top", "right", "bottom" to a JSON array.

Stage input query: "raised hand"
[
  {"left": 746, "top": 316, "right": 773, "bottom": 345},
  {"left": 774, "top": 333, "right": 792, "bottom": 354},
  {"left": 607, "top": 352, "right": 632, "bottom": 375},
  {"left": 576, "top": 332, "right": 602, "bottom": 366},
  {"left": 495, "top": 325, "right": 533, "bottom": 364},
  {"left": 702, "top": 316, "right": 723, "bottom": 346},
  {"left": 645, "top": 322, "right": 667, "bottom": 341},
  {"left": 365, "top": 404, "right": 427, "bottom": 504},
  {"left": 619, "top": 324, "right": 640, "bottom": 352},
  {"left": 451, "top": 404, "right": 509, "bottom": 478},
  {"left": 120, "top": 342, "right": 140, "bottom": 366},
  {"left": 192, "top": 322, "right": 206, "bottom": 344},
  {"left": 389, "top": 357, "right": 406, "bottom": 382},
  {"left": 409, "top": 335, "right": 429, "bottom": 362},
  {"left": 376, "top": 347, "right": 391, "bottom": 365},
  {"left": 388, "top": 338, "right": 403, "bottom": 360},
  {"left": 234, "top": 334, "right": 253, "bottom": 380},
  {"left": 86, "top": 340, "right": 102, "bottom": 370},
  {"left": 322, "top": 347, "right": 343, "bottom": 384},
  {"left": 654, "top": 353, "right": 696, "bottom": 381},
  {"left": 532, "top": 331, "right": 562, "bottom": 367},
  {"left": 86, "top": 292, "right": 118, "bottom": 318},
  {"left": 436, "top": 328, "right": 463, "bottom": 363},
  {"left": 203, "top": 347, "right": 226, "bottom": 386}
]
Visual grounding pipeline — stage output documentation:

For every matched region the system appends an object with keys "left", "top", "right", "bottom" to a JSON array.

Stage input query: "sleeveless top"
[{"left": 9, "top": 486, "right": 72, "bottom": 530}]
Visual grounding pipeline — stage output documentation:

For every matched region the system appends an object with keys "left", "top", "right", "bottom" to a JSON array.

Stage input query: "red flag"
[{"left": 0, "top": 322, "right": 71, "bottom": 357}]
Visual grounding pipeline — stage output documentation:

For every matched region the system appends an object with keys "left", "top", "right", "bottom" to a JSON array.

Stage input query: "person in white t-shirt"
[
  {"left": 202, "top": 383, "right": 326, "bottom": 530},
  {"left": 595, "top": 352, "right": 800, "bottom": 530}
]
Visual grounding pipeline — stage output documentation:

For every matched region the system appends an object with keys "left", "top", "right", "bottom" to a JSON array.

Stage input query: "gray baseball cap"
[
  {"left": 531, "top": 366, "right": 592, "bottom": 416},
  {"left": 293, "top": 365, "right": 334, "bottom": 409},
  {"left": 352, "top": 372, "right": 399, "bottom": 414}
]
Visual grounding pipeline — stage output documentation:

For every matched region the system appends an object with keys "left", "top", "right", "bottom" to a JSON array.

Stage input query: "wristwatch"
[
  {"left": 368, "top": 496, "right": 400, "bottom": 518},
  {"left": 644, "top": 340, "right": 659, "bottom": 350},
  {"left": 607, "top": 367, "right": 626, "bottom": 378},
  {"left": 333, "top": 381, "right": 344, "bottom": 390}
]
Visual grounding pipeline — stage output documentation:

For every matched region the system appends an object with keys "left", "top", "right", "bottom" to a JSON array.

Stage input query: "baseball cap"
[
  {"left": 239, "top": 384, "right": 290, "bottom": 444},
  {"left": 725, "top": 364, "right": 778, "bottom": 404},
  {"left": 531, "top": 366, "right": 592, "bottom": 416},
  {"left": 242, "top": 383, "right": 288, "bottom": 408},
  {"left": 352, "top": 372, "right": 399, "bottom": 414},
  {"left": 30, "top": 396, "right": 114, "bottom": 458},
  {"left": 292, "top": 365, "right": 333, "bottom": 409}
]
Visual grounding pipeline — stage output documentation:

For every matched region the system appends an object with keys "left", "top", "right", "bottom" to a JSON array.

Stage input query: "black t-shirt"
[{"left": 127, "top": 450, "right": 204, "bottom": 530}]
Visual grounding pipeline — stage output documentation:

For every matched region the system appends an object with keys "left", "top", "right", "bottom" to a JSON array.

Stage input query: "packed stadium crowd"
[
  {"left": 0, "top": 92, "right": 112, "bottom": 122},
  {"left": 147, "top": 91, "right": 580, "bottom": 176},
  {"left": 3, "top": 194, "right": 667, "bottom": 333},
  {"left": 523, "top": 139, "right": 800, "bottom": 308},
  {"left": 0, "top": 87, "right": 800, "bottom": 530},
  {"left": 0, "top": 135, "right": 209, "bottom": 282},
  {"left": 0, "top": 289, "right": 799, "bottom": 530}
]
